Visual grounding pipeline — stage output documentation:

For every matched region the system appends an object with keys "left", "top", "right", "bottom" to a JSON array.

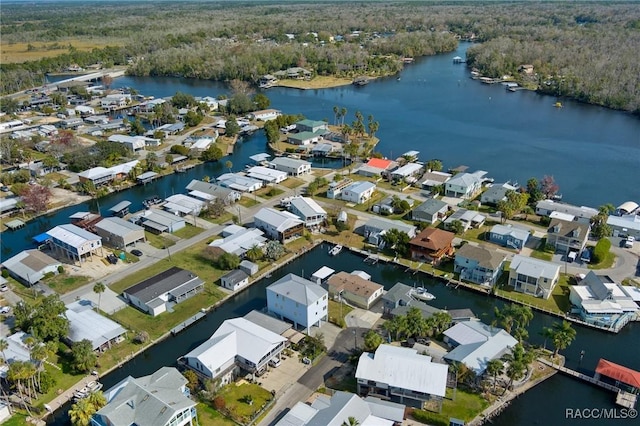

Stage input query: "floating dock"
[{"left": 171, "top": 311, "right": 206, "bottom": 335}]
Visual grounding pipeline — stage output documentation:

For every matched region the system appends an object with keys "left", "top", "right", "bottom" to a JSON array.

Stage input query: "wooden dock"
[
  {"left": 171, "top": 311, "right": 206, "bottom": 335},
  {"left": 539, "top": 358, "right": 637, "bottom": 408}
]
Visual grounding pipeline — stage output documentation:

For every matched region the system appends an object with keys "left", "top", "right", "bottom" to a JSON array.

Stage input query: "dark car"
[
  {"left": 107, "top": 254, "right": 118, "bottom": 264},
  {"left": 131, "top": 249, "right": 143, "bottom": 257}
]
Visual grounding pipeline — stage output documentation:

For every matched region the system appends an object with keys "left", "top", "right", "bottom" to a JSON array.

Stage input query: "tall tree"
[
  {"left": 93, "top": 282, "right": 106, "bottom": 313},
  {"left": 485, "top": 358, "right": 504, "bottom": 393},
  {"left": 540, "top": 175, "right": 559, "bottom": 199},
  {"left": 0, "top": 338, "right": 8, "bottom": 363},
  {"left": 363, "top": 330, "right": 384, "bottom": 351},
  {"left": 70, "top": 339, "right": 97, "bottom": 373},
  {"left": 551, "top": 320, "right": 577, "bottom": 357},
  {"left": 69, "top": 397, "right": 96, "bottom": 426}
]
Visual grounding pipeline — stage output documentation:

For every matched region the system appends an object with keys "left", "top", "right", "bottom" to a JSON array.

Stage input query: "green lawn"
[
  {"left": 255, "top": 187, "right": 284, "bottom": 199},
  {"left": 173, "top": 224, "right": 205, "bottom": 239},
  {"left": 495, "top": 273, "right": 572, "bottom": 314},
  {"left": 280, "top": 177, "right": 304, "bottom": 189},
  {"left": 197, "top": 403, "right": 237, "bottom": 426},
  {"left": 351, "top": 191, "right": 385, "bottom": 212},
  {"left": 529, "top": 237, "right": 554, "bottom": 261},
  {"left": 145, "top": 231, "right": 176, "bottom": 249},
  {"left": 45, "top": 273, "right": 91, "bottom": 294},
  {"left": 328, "top": 299, "right": 354, "bottom": 328},
  {"left": 204, "top": 211, "right": 235, "bottom": 225},
  {"left": 412, "top": 388, "right": 490, "bottom": 426},
  {"left": 238, "top": 197, "right": 260, "bottom": 208},
  {"left": 588, "top": 250, "right": 616, "bottom": 270},
  {"left": 218, "top": 383, "right": 273, "bottom": 424}
]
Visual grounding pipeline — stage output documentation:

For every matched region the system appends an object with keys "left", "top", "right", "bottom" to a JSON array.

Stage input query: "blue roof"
[{"left": 33, "top": 233, "right": 51, "bottom": 244}]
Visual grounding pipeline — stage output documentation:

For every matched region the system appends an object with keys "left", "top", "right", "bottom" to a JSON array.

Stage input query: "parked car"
[
  {"left": 0, "top": 186, "right": 9, "bottom": 192},
  {"left": 302, "top": 357, "right": 311, "bottom": 365},
  {"left": 256, "top": 368, "right": 267, "bottom": 377},
  {"left": 625, "top": 236, "right": 635, "bottom": 248},
  {"left": 131, "top": 249, "right": 143, "bottom": 257},
  {"left": 269, "top": 358, "right": 281, "bottom": 368},
  {"left": 107, "top": 254, "right": 118, "bottom": 264},
  {"left": 0, "top": 284, "right": 9, "bottom": 292},
  {"left": 0, "top": 306, "right": 11, "bottom": 314}
]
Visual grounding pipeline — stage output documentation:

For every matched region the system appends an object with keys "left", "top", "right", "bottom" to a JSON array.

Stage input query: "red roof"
[
  {"left": 366, "top": 158, "right": 393, "bottom": 170},
  {"left": 596, "top": 359, "right": 640, "bottom": 388}
]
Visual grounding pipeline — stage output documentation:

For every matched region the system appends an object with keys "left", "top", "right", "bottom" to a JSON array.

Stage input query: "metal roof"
[
  {"left": 255, "top": 208, "right": 304, "bottom": 232},
  {"left": 109, "top": 201, "right": 132, "bottom": 213},
  {"left": 289, "top": 197, "right": 326, "bottom": 218},
  {"left": 95, "top": 217, "right": 144, "bottom": 237},
  {"left": 510, "top": 255, "right": 560, "bottom": 280},
  {"left": 47, "top": 224, "right": 101, "bottom": 248},
  {"left": 2, "top": 249, "right": 60, "bottom": 283},
  {"left": 267, "top": 273, "right": 327, "bottom": 305},
  {"left": 66, "top": 300, "right": 126, "bottom": 350}
]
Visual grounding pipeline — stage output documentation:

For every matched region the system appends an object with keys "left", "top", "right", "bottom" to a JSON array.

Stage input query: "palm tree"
[
  {"left": 485, "top": 359, "right": 504, "bottom": 393},
  {"left": 340, "top": 107, "right": 347, "bottom": 125},
  {"left": 333, "top": 105, "right": 339, "bottom": 125},
  {"left": 225, "top": 160, "right": 233, "bottom": 173},
  {"left": 87, "top": 391, "right": 107, "bottom": 412},
  {"left": 342, "top": 417, "right": 360, "bottom": 426},
  {"left": 501, "top": 344, "right": 534, "bottom": 392},
  {"left": 540, "top": 326, "right": 554, "bottom": 351},
  {"left": 69, "top": 397, "right": 96, "bottom": 426},
  {"left": 551, "top": 320, "right": 577, "bottom": 357},
  {"left": 0, "top": 339, "right": 8, "bottom": 363},
  {"left": 512, "top": 304, "right": 534, "bottom": 330},
  {"left": 93, "top": 282, "right": 106, "bottom": 313}
]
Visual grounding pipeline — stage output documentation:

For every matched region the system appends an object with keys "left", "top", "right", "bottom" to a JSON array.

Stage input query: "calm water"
[
  {"left": 3, "top": 42, "right": 639, "bottom": 259},
  {"left": 46, "top": 247, "right": 639, "bottom": 425}
]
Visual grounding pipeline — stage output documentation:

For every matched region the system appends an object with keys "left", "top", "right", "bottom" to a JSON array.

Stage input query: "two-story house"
[
  {"left": 454, "top": 244, "right": 507, "bottom": 287},
  {"left": 288, "top": 196, "right": 327, "bottom": 228},
  {"left": 508, "top": 255, "right": 560, "bottom": 299},
  {"left": 409, "top": 228, "right": 455, "bottom": 264},
  {"left": 547, "top": 218, "right": 590, "bottom": 255},
  {"left": 254, "top": 208, "right": 304, "bottom": 242},
  {"left": 488, "top": 224, "right": 530, "bottom": 250},
  {"left": 267, "top": 273, "right": 328, "bottom": 333},
  {"left": 444, "top": 171, "right": 487, "bottom": 199}
]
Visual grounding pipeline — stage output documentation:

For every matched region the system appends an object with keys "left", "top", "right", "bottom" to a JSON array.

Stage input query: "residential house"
[
  {"left": 47, "top": 224, "right": 103, "bottom": 264},
  {"left": 296, "top": 119, "right": 328, "bottom": 133},
  {"left": 372, "top": 195, "right": 414, "bottom": 215},
  {"left": 454, "top": 244, "right": 507, "bottom": 286},
  {"left": 65, "top": 300, "right": 126, "bottom": 351},
  {"left": 254, "top": 208, "right": 305, "bottom": 242},
  {"left": 356, "top": 344, "right": 449, "bottom": 409},
  {"left": 123, "top": 267, "right": 205, "bottom": 316},
  {"left": 185, "top": 179, "right": 240, "bottom": 204},
  {"left": 326, "top": 271, "right": 384, "bottom": 309},
  {"left": 390, "top": 162, "right": 423, "bottom": 182},
  {"left": 508, "top": 255, "right": 560, "bottom": 299},
  {"left": 1, "top": 249, "right": 61, "bottom": 285},
  {"left": 411, "top": 199, "right": 449, "bottom": 224},
  {"left": 607, "top": 214, "right": 640, "bottom": 239},
  {"left": 276, "top": 391, "right": 405, "bottom": 426},
  {"left": 420, "top": 170, "right": 452, "bottom": 191},
  {"left": 443, "top": 209, "right": 486, "bottom": 232},
  {"left": 409, "top": 228, "right": 455, "bottom": 264},
  {"left": 94, "top": 217, "right": 145, "bottom": 249},
  {"left": 220, "top": 269, "right": 250, "bottom": 292},
  {"left": 100, "top": 93, "right": 130, "bottom": 111},
  {"left": 91, "top": 367, "right": 197, "bottom": 426},
  {"left": 0, "top": 332, "right": 35, "bottom": 378},
  {"left": 287, "top": 131, "right": 323, "bottom": 146},
  {"left": 258, "top": 75, "right": 278, "bottom": 88},
  {"left": 284, "top": 67, "right": 312, "bottom": 80},
  {"left": 246, "top": 166, "right": 288, "bottom": 184},
  {"left": 444, "top": 171, "right": 487, "bottom": 199},
  {"left": 163, "top": 194, "right": 206, "bottom": 216},
  {"left": 340, "top": 181, "right": 376, "bottom": 204},
  {"left": 137, "top": 209, "right": 186, "bottom": 234},
  {"left": 75, "top": 105, "right": 96, "bottom": 116},
  {"left": 182, "top": 318, "right": 286, "bottom": 384},
  {"left": 443, "top": 321, "right": 517, "bottom": 375},
  {"left": 217, "top": 173, "right": 263, "bottom": 193},
  {"left": 78, "top": 167, "right": 114, "bottom": 187},
  {"left": 289, "top": 197, "right": 327, "bottom": 228},
  {"left": 208, "top": 227, "right": 266, "bottom": 257},
  {"left": 188, "top": 137, "right": 214, "bottom": 153},
  {"left": 267, "top": 273, "right": 328, "bottom": 333},
  {"left": 249, "top": 109, "right": 281, "bottom": 121},
  {"left": 535, "top": 200, "right": 598, "bottom": 225},
  {"left": 480, "top": 182, "right": 518, "bottom": 205},
  {"left": 0, "top": 197, "right": 20, "bottom": 215},
  {"left": 547, "top": 218, "right": 590, "bottom": 254},
  {"left": 363, "top": 217, "right": 417, "bottom": 247},
  {"left": 327, "top": 179, "right": 354, "bottom": 199},
  {"left": 569, "top": 271, "right": 639, "bottom": 329},
  {"left": 270, "top": 157, "right": 311, "bottom": 176},
  {"left": 488, "top": 224, "right": 530, "bottom": 250},
  {"left": 356, "top": 158, "right": 398, "bottom": 178}
]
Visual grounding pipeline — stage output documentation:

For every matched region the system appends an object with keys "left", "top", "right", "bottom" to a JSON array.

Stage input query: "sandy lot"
[{"left": 49, "top": 187, "right": 91, "bottom": 209}]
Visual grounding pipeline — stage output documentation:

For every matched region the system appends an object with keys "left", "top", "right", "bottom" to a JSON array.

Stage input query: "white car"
[
  {"left": 0, "top": 306, "right": 11, "bottom": 314},
  {"left": 624, "top": 236, "right": 635, "bottom": 248},
  {"left": 269, "top": 358, "right": 281, "bottom": 368}
]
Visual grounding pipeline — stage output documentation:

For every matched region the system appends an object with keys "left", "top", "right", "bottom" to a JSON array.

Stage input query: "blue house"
[
  {"left": 454, "top": 244, "right": 506, "bottom": 287},
  {"left": 488, "top": 224, "right": 530, "bottom": 250}
]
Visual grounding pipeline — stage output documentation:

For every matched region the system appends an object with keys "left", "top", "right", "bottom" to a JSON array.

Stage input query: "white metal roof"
[
  {"left": 311, "top": 266, "right": 335, "bottom": 281},
  {"left": 47, "top": 224, "right": 101, "bottom": 248},
  {"left": 95, "top": 217, "right": 144, "bottom": 237},
  {"left": 66, "top": 300, "right": 127, "bottom": 350},
  {"left": 267, "top": 273, "right": 327, "bottom": 305},
  {"left": 255, "top": 208, "right": 304, "bottom": 232},
  {"left": 290, "top": 197, "right": 327, "bottom": 218},
  {"left": 209, "top": 228, "right": 266, "bottom": 255},
  {"left": 510, "top": 255, "right": 560, "bottom": 280},
  {"left": 355, "top": 344, "right": 448, "bottom": 398}
]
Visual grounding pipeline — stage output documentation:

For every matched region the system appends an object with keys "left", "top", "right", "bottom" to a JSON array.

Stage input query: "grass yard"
[
  {"left": 312, "top": 169, "right": 332, "bottom": 177},
  {"left": 495, "top": 273, "right": 572, "bottom": 314},
  {"left": 238, "top": 197, "right": 260, "bottom": 208},
  {"left": 255, "top": 186, "right": 284, "bottom": 199},
  {"left": 45, "top": 172, "right": 68, "bottom": 182},
  {"left": 45, "top": 273, "right": 91, "bottom": 294},
  {"left": 145, "top": 231, "right": 177, "bottom": 249},
  {"left": 328, "top": 299, "right": 354, "bottom": 328},
  {"left": 33, "top": 355, "right": 86, "bottom": 406},
  {"left": 588, "top": 250, "right": 616, "bottom": 270},
  {"left": 173, "top": 224, "right": 205, "bottom": 239},
  {"left": 352, "top": 191, "right": 386, "bottom": 212},
  {"left": 218, "top": 382, "right": 273, "bottom": 424},
  {"left": 530, "top": 237, "right": 554, "bottom": 261},
  {"left": 1, "top": 40, "right": 122, "bottom": 63},
  {"left": 206, "top": 211, "right": 235, "bottom": 225},
  {"left": 279, "top": 177, "right": 304, "bottom": 189},
  {"left": 276, "top": 75, "right": 353, "bottom": 89},
  {"left": 197, "top": 403, "right": 237, "bottom": 426},
  {"left": 412, "top": 388, "right": 489, "bottom": 426}
]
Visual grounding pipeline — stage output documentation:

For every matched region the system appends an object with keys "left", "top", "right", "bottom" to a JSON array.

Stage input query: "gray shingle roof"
[
  {"left": 124, "top": 267, "right": 203, "bottom": 303},
  {"left": 456, "top": 244, "right": 506, "bottom": 270}
]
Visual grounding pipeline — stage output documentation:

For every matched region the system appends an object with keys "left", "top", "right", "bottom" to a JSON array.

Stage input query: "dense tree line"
[{"left": 1, "top": 2, "right": 638, "bottom": 112}]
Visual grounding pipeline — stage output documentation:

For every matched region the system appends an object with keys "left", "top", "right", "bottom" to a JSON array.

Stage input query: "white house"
[
  {"left": 250, "top": 109, "right": 281, "bottom": 121},
  {"left": 1, "top": 249, "right": 62, "bottom": 285},
  {"left": 288, "top": 196, "right": 327, "bottom": 228},
  {"left": 65, "top": 300, "right": 126, "bottom": 351},
  {"left": 217, "top": 173, "right": 263, "bottom": 193},
  {"left": 607, "top": 214, "right": 640, "bottom": 239},
  {"left": 508, "top": 255, "right": 560, "bottom": 299},
  {"left": 246, "top": 166, "right": 288, "bottom": 184},
  {"left": 535, "top": 200, "right": 598, "bottom": 225},
  {"left": 220, "top": 269, "right": 250, "bottom": 292},
  {"left": 443, "top": 321, "right": 518, "bottom": 375},
  {"left": 163, "top": 194, "right": 205, "bottom": 216},
  {"left": 340, "top": 181, "right": 376, "bottom": 204},
  {"left": 254, "top": 208, "right": 305, "bottom": 242},
  {"left": 100, "top": 93, "right": 130, "bottom": 111},
  {"left": 270, "top": 157, "right": 311, "bottom": 176},
  {"left": 390, "top": 162, "right": 423, "bottom": 182},
  {"left": 356, "top": 344, "right": 449, "bottom": 409},
  {"left": 209, "top": 227, "right": 267, "bottom": 256},
  {"left": 267, "top": 273, "right": 328, "bottom": 333},
  {"left": 185, "top": 179, "right": 241, "bottom": 204},
  {"left": 47, "top": 224, "right": 103, "bottom": 264},
  {"left": 182, "top": 318, "right": 286, "bottom": 383},
  {"left": 91, "top": 367, "right": 197, "bottom": 426},
  {"left": 326, "top": 179, "right": 354, "bottom": 199},
  {"left": 138, "top": 209, "right": 186, "bottom": 234},
  {"left": 481, "top": 182, "right": 519, "bottom": 205},
  {"left": 444, "top": 171, "right": 487, "bottom": 199}
]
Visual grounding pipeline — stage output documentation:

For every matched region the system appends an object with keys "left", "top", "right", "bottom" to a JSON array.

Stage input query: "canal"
[{"left": 46, "top": 246, "right": 639, "bottom": 425}]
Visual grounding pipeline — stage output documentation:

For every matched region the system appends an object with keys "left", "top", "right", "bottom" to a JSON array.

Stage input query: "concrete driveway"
[{"left": 345, "top": 308, "right": 382, "bottom": 329}]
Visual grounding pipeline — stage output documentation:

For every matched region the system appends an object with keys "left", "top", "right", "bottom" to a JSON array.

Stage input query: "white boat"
[
  {"left": 73, "top": 381, "right": 103, "bottom": 401},
  {"left": 329, "top": 245, "right": 343, "bottom": 256},
  {"left": 411, "top": 287, "right": 436, "bottom": 301}
]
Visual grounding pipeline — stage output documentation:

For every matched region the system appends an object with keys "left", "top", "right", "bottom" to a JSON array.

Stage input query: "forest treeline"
[{"left": 1, "top": 2, "right": 639, "bottom": 113}]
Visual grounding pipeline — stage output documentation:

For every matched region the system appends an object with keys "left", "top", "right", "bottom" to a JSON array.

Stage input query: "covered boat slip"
[{"left": 4, "top": 219, "right": 25, "bottom": 230}]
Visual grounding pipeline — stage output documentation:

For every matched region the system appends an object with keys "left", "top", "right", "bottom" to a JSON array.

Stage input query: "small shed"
[
  {"left": 311, "top": 266, "right": 335, "bottom": 284},
  {"left": 109, "top": 201, "right": 131, "bottom": 218},
  {"left": 220, "top": 269, "right": 249, "bottom": 292},
  {"left": 239, "top": 260, "right": 259, "bottom": 276},
  {"left": 337, "top": 211, "right": 348, "bottom": 223}
]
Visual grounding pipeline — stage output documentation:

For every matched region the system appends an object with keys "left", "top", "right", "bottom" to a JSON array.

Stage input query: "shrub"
[
  {"left": 411, "top": 410, "right": 448, "bottom": 426},
  {"left": 213, "top": 396, "right": 226, "bottom": 410},
  {"left": 133, "top": 331, "right": 149, "bottom": 344},
  {"left": 1, "top": 270, "right": 8, "bottom": 278},
  {"left": 592, "top": 238, "right": 611, "bottom": 264},
  {"left": 57, "top": 265, "right": 64, "bottom": 274}
]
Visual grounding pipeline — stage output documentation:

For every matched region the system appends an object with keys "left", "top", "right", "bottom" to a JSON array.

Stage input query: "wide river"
[{"left": 15, "top": 42, "right": 640, "bottom": 424}]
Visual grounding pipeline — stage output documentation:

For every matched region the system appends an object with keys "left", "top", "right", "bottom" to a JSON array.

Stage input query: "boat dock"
[
  {"left": 4, "top": 219, "right": 26, "bottom": 230},
  {"left": 539, "top": 358, "right": 638, "bottom": 409},
  {"left": 171, "top": 311, "right": 206, "bottom": 335}
]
